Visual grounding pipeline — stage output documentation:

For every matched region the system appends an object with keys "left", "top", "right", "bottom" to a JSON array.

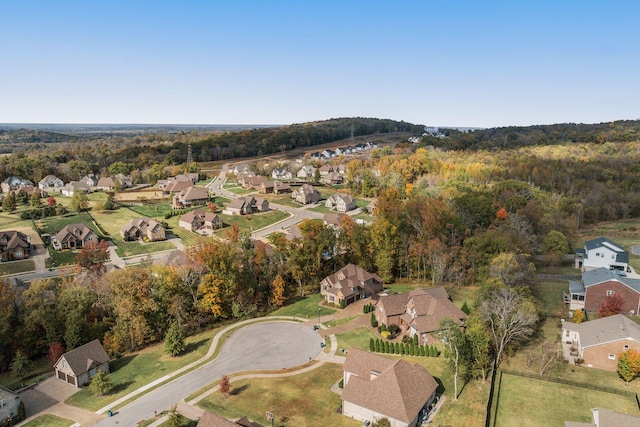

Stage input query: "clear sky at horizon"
[{"left": 2, "top": 1, "right": 639, "bottom": 128}]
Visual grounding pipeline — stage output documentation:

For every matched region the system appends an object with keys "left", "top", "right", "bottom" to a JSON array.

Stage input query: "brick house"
[
  {"left": 172, "top": 186, "right": 209, "bottom": 209},
  {"left": 120, "top": 217, "right": 166, "bottom": 242},
  {"left": 341, "top": 349, "right": 438, "bottom": 427},
  {"left": 0, "top": 230, "right": 30, "bottom": 261},
  {"left": 53, "top": 339, "right": 110, "bottom": 387},
  {"left": 179, "top": 209, "right": 223, "bottom": 232},
  {"left": 291, "top": 184, "right": 321, "bottom": 204},
  {"left": 566, "top": 268, "right": 640, "bottom": 315},
  {"left": 561, "top": 314, "right": 640, "bottom": 371},
  {"left": 325, "top": 193, "right": 356, "bottom": 212},
  {"left": 320, "top": 264, "right": 383, "bottom": 306},
  {"left": 55, "top": 223, "right": 98, "bottom": 250},
  {"left": 375, "top": 287, "right": 467, "bottom": 344}
]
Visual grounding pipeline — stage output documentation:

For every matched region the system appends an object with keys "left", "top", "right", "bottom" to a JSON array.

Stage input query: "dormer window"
[{"left": 606, "top": 290, "right": 615, "bottom": 296}]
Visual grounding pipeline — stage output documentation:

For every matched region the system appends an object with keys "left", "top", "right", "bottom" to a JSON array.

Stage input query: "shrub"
[
  {"left": 381, "top": 331, "right": 391, "bottom": 339},
  {"left": 573, "top": 309, "right": 584, "bottom": 324},
  {"left": 371, "top": 312, "right": 378, "bottom": 328},
  {"left": 402, "top": 335, "right": 412, "bottom": 344},
  {"left": 375, "top": 339, "right": 381, "bottom": 352},
  {"left": 420, "top": 346, "right": 425, "bottom": 357},
  {"left": 384, "top": 341, "right": 390, "bottom": 353},
  {"left": 370, "top": 338, "right": 375, "bottom": 351},
  {"left": 395, "top": 342, "right": 400, "bottom": 354},
  {"left": 388, "top": 324, "right": 400, "bottom": 335},
  {"left": 339, "top": 378, "right": 344, "bottom": 389},
  {"left": 380, "top": 323, "right": 387, "bottom": 332},
  {"left": 339, "top": 299, "right": 345, "bottom": 309},
  {"left": 412, "top": 334, "right": 419, "bottom": 345}
]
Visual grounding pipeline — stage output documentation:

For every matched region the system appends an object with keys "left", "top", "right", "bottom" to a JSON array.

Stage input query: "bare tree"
[
  {"left": 438, "top": 318, "right": 468, "bottom": 400},
  {"left": 479, "top": 287, "right": 538, "bottom": 367},
  {"left": 529, "top": 342, "right": 559, "bottom": 377}
]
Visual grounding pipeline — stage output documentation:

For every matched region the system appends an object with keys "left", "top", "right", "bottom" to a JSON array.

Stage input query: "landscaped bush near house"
[
  {"left": 387, "top": 324, "right": 400, "bottom": 335},
  {"left": 369, "top": 338, "right": 438, "bottom": 358},
  {"left": 381, "top": 331, "right": 391, "bottom": 340},
  {"left": 20, "top": 205, "right": 67, "bottom": 220},
  {"left": 338, "top": 378, "right": 343, "bottom": 389},
  {"left": 370, "top": 312, "right": 378, "bottom": 328}
]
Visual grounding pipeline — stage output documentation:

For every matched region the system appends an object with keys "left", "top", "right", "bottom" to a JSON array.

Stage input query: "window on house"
[
  {"left": 624, "top": 345, "right": 630, "bottom": 351},
  {"left": 609, "top": 354, "right": 616, "bottom": 360},
  {"left": 606, "top": 290, "right": 615, "bottom": 296}
]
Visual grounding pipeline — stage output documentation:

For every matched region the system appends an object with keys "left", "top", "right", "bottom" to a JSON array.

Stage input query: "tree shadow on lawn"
[
  {"left": 184, "top": 338, "right": 210, "bottom": 355},
  {"left": 110, "top": 354, "right": 137, "bottom": 372},
  {"left": 110, "top": 380, "right": 134, "bottom": 394},
  {"left": 230, "top": 384, "right": 249, "bottom": 396}
]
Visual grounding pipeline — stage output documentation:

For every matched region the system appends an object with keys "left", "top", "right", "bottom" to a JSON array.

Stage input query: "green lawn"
[
  {"left": 128, "top": 204, "right": 174, "bottom": 219},
  {"left": 213, "top": 210, "right": 290, "bottom": 238},
  {"left": 493, "top": 372, "right": 639, "bottom": 427},
  {"left": 532, "top": 281, "right": 568, "bottom": 316},
  {"left": 0, "top": 259, "right": 35, "bottom": 274},
  {"left": 267, "top": 196, "right": 301, "bottom": 208},
  {"left": 0, "top": 358, "right": 52, "bottom": 391},
  {"left": 221, "top": 181, "right": 253, "bottom": 195},
  {"left": 0, "top": 214, "right": 35, "bottom": 230},
  {"left": 335, "top": 327, "right": 378, "bottom": 352},
  {"left": 20, "top": 414, "right": 74, "bottom": 427},
  {"left": 268, "top": 293, "right": 336, "bottom": 319},
  {"left": 36, "top": 213, "right": 100, "bottom": 236},
  {"left": 352, "top": 212, "right": 373, "bottom": 222},
  {"left": 92, "top": 208, "right": 176, "bottom": 257},
  {"left": 46, "top": 246, "right": 78, "bottom": 267},
  {"left": 197, "top": 363, "right": 360, "bottom": 427},
  {"left": 324, "top": 315, "right": 361, "bottom": 328},
  {"left": 66, "top": 327, "right": 220, "bottom": 411}
]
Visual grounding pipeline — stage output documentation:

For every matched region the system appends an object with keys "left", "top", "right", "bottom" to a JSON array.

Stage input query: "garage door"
[
  {"left": 57, "top": 370, "right": 65, "bottom": 380},
  {"left": 66, "top": 374, "right": 76, "bottom": 386}
]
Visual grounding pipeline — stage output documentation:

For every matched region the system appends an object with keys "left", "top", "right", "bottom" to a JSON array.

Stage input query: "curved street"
[{"left": 94, "top": 321, "right": 323, "bottom": 427}]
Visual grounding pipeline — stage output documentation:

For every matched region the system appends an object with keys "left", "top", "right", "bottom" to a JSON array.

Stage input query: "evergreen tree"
[
  {"left": 375, "top": 338, "right": 380, "bottom": 352},
  {"left": 3, "top": 191, "right": 16, "bottom": 212},
  {"left": 369, "top": 338, "right": 375, "bottom": 352},
  {"left": 164, "top": 322, "right": 186, "bottom": 357},
  {"left": 10, "top": 350, "right": 32, "bottom": 382},
  {"left": 89, "top": 370, "right": 113, "bottom": 395},
  {"left": 460, "top": 301, "right": 471, "bottom": 315}
]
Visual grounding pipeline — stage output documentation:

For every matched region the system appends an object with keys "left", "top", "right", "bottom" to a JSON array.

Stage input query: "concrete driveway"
[{"left": 95, "top": 321, "right": 322, "bottom": 427}]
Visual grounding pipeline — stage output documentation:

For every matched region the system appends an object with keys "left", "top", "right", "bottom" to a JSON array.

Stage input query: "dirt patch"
[{"left": 631, "top": 245, "right": 640, "bottom": 255}]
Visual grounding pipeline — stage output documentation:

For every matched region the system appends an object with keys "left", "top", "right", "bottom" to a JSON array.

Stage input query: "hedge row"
[{"left": 369, "top": 338, "right": 440, "bottom": 357}]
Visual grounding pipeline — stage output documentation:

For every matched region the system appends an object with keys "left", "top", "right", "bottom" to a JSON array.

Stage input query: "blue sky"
[{"left": 1, "top": 1, "right": 639, "bottom": 127}]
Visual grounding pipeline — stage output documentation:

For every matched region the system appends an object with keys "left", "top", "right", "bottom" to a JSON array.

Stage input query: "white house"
[
  {"left": 38, "top": 175, "right": 64, "bottom": 190},
  {"left": 296, "top": 166, "right": 316, "bottom": 179},
  {"left": 61, "top": 181, "right": 90, "bottom": 197},
  {"left": 575, "top": 237, "right": 631, "bottom": 273},
  {"left": 325, "top": 193, "right": 356, "bottom": 212},
  {"left": 271, "top": 168, "right": 292, "bottom": 180}
]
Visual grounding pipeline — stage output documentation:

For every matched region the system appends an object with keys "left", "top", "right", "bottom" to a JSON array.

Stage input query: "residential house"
[
  {"left": 291, "top": 184, "right": 321, "bottom": 204},
  {"left": 566, "top": 268, "right": 640, "bottom": 314},
  {"left": 310, "top": 151, "right": 321, "bottom": 159},
  {"left": 366, "top": 200, "right": 376, "bottom": 215},
  {"left": 296, "top": 166, "right": 316, "bottom": 179},
  {"left": 1, "top": 177, "right": 33, "bottom": 193},
  {"left": 319, "top": 165, "right": 334, "bottom": 176},
  {"left": 179, "top": 209, "right": 222, "bottom": 232},
  {"left": 96, "top": 177, "right": 116, "bottom": 191},
  {"left": 223, "top": 196, "right": 256, "bottom": 215},
  {"left": 321, "top": 171, "right": 344, "bottom": 185},
  {"left": 320, "top": 263, "right": 383, "bottom": 306},
  {"left": 341, "top": 349, "right": 438, "bottom": 427},
  {"left": 174, "top": 172, "right": 199, "bottom": 184},
  {"left": 55, "top": 223, "right": 98, "bottom": 250},
  {"left": 14, "top": 185, "right": 47, "bottom": 198},
  {"left": 53, "top": 339, "right": 110, "bottom": 387},
  {"left": 323, "top": 212, "right": 350, "bottom": 229},
  {"left": 258, "top": 179, "right": 275, "bottom": 194},
  {"left": 254, "top": 197, "right": 269, "bottom": 212},
  {"left": 197, "top": 411, "right": 262, "bottom": 427},
  {"left": 173, "top": 187, "right": 209, "bottom": 209},
  {"left": 273, "top": 181, "right": 292, "bottom": 194},
  {"left": 80, "top": 173, "right": 100, "bottom": 187},
  {"left": 285, "top": 223, "right": 302, "bottom": 241},
  {"left": 60, "top": 181, "right": 90, "bottom": 197},
  {"left": 231, "top": 164, "right": 249, "bottom": 175},
  {"left": 325, "top": 193, "right": 356, "bottom": 212},
  {"left": 561, "top": 314, "right": 640, "bottom": 371},
  {"left": 335, "top": 147, "right": 348, "bottom": 156},
  {"left": 575, "top": 237, "right": 631, "bottom": 273},
  {"left": 0, "top": 230, "right": 30, "bottom": 261},
  {"left": 236, "top": 170, "right": 255, "bottom": 188},
  {"left": 120, "top": 217, "right": 166, "bottom": 242},
  {"left": 321, "top": 149, "right": 336, "bottom": 159},
  {"left": 38, "top": 175, "right": 64, "bottom": 190},
  {"left": 0, "top": 385, "right": 23, "bottom": 426},
  {"left": 153, "top": 250, "right": 187, "bottom": 270},
  {"left": 565, "top": 407, "right": 640, "bottom": 427},
  {"left": 375, "top": 288, "right": 467, "bottom": 344},
  {"left": 163, "top": 180, "right": 194, "bottom": 194},
  {"left": 271, "top": 168, "right": 292, "bottom": 180},
  {"left": 114, "top": 173, "right": 133, "bottom": 188}
]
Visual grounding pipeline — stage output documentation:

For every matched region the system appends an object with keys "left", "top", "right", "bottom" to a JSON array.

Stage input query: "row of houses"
[{"left": 309, "top": 141, "right": 379, "bottom": 160}]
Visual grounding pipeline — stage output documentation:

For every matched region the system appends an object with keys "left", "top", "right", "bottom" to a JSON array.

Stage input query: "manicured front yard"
[
  {"left": 198, "top": 363, "right": 360, "bottom": 427},
  {"left": 213, "top": 210, "right": 290, "bottom": 238},
  {"left": 0, "top": 259, "right": 35, "bottom": 274},
  {"left": 268, "top": 293, "right": 336, "bottom": 319},
  {"left": 335, "top": 327, "right": 377, "bottom": 352},
  {"left": 45, "top": 246, "right": 78, "bottom": 267},
  {"left": 493, "top": 372, "right": 639, "bottom": 427},
  {"left": 20, "top": 414, "right": 74, "bottom": 427},
  {"left": 36, "top": 213, "right": 100, "bottom": 236},
  {"left": 66, "top": 327, "right": 220, "bottom": 411}
]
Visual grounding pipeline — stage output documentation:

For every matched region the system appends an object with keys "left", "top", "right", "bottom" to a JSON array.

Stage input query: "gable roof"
[
  {"left": 56, "top": 339, "right": 109, "bottom": 376},
  {"left": 323, "top": 212, "right": 348, "bottom": 226},
  {"left": 165, "top": 180, "right": 194, "bottom": 193},
  {"left": 0, "top": 230, "right": 30, "bottom": 250},
  {"left": 591, "top": 407, "right": 640, "bottom": 427},
  {"left": 582, "top": 268, "right": 640, "bottom": 293},
  {"left": 177, "top": 186, "right": 209, "bottom": 201},
  {"left": 97, "top": 177, "right": 115, "bottom": 188},
  {"left": 584, "top": 238, "right": 629, "bottom": 263},
  {"left": 55, "top": 223, "right": 95, "bottom": 243},
  {"left": 377, "top": 293, "right": 410, "bottom": 317},
  {"left": 342, "top": 349, "right": 438, "bottom": 423},
  {"left": 563, "top": 314, "right": 640, "bottom": 348},
  {"left": 180, "top": 209, "right": 217, "bottom": 224}
]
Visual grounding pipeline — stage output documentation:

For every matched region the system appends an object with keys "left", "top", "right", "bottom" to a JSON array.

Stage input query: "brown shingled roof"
[{"left": 56, "top": 339, "right": 109, "bottom": 376}]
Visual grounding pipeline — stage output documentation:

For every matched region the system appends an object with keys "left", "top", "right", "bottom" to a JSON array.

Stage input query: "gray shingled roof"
[
  {"left": 584, "top": 237, "right": 629, "bottom": 263},
  {"left": 569, "top": 280, "right": 585, "bottom": 295},
  {"left": 57, "top": 339, "right": 109, "bottom": 376},
  {"left": 592, "top": 407, "right": 640, "bottom": 427},
  {"left": 562, "top": 314, "right": 640, "bottom": 348},
  {"left": 582, "top": 268, "right": 640, "bottom": 293}
]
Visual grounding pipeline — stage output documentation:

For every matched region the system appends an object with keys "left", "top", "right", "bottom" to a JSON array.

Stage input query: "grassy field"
[
  {"left": 324, "top": 315, "right": 361, "bottom": 328},
  {"left": 0, "top": 259, "right": 35, "bottom": 274},
  {"left": 0, "top": 214, "right": 35, "bottom": 230},
  {"left": 20, "top": 415, "right": 74, "bottom": 427},
  {"left": 128, "top": 203, "right": 174, "bottom": 219},
  {"left": 197, "top": 363, "right": 360, "bottom": 427},
  {"left": 266, "top": 196, "right": 301, "bottom": 208},
  {"left": 66, "top": 327, "right": 220, "bottom": 411},
  {"left": 335, "top": 327, "right": 378, "bottom": 352},
  {"left": 493, "top": 372, "right": 639, "bottom": 427},
  {"left": 212, "top": 210, "right": 290, "bottom": 238},
  {"left": 91, "top": 208, "right": 176, "bottom": 257},
  {"left": 268, "top": 293, "right": 336, "bottom": 319},
  {"left": 532, "top": 280, "right": 568, "bottom": 317},
  {"left": 36, "top": 213, "right": 100, "bottom": 236},
  {"left": 221, "top": 181, "right": 253, "bottom": 195},
  {"left": 0, "top": 358, "right": 52, "bottom": 391}
]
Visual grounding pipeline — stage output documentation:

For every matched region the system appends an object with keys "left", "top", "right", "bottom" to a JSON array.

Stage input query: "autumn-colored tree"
[
  {"left": 2, "top": 191, "right": 16, "bottom": 212},
  {"left": 76, "top": 240, "right": 110, "bottom": 274},
  {"left": 47, "top": 342, "right": 65, "bottom": 366},
  {"left": 226, "top": 223, "right": 240, "bottom": 242},
  {"left": 219, "top": 375, "right": 231, "bottom": 395},
  {"left": 573, "top": 309, "right": 584, "bottom": 324},
  {"left": 598, "top": 294, "right": 624, "bottom": 318},
  {"left": 70, "top": 191, "right": 89, "bottom": 212},
  {"left": 46, "top": 196, "right": 56, "bottom": 207},
  {"left": 270, "top": 274, "right": 286, "bottom": 306},
  {"left": 30, "top": 191, "right": 42, "bottom": 207},
  {"left": 207, "top": 201, "right": 217, "bottom": 213},
  {"left": 495, "top": 207, "right": 508, "bottom": 221},
  {"left": 198, "top": 273, "right": 234, "bottom": 319},
  {"left": 617, "top": 349, "right": 640, "bottom": 385}
]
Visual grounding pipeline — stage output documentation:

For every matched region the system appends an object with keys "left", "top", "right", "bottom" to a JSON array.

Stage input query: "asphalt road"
[{"left": 94, "top": 321, "right": 323, "bottom": 427}]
